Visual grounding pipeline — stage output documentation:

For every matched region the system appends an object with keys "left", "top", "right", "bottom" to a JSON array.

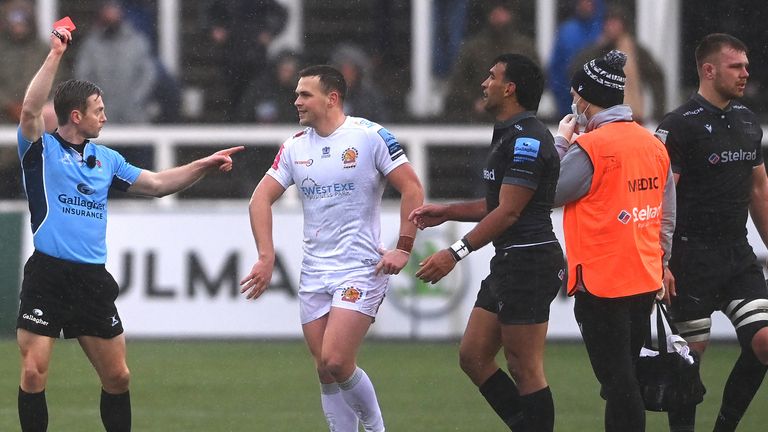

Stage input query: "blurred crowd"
[
  {"left": 0, "top": 0, "right": 667, "bottom": 129},
  {"left": 0, "top": 0, "right": 766, "bottom": 199}
]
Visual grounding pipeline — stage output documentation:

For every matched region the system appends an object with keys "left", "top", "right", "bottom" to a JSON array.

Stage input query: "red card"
[{"left": 53, "top": 16, "right": 76, "bottom": 32}]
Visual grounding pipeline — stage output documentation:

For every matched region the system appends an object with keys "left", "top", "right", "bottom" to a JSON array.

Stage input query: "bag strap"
[
  {"left": 652, "top": 300, "right": 682, "bottom": 353},
  {"left": 655, "top": 301, "right": 667, "bottom": 351},
  {"left": 656, "top": 300, "right": 680, "bottom": 334}
]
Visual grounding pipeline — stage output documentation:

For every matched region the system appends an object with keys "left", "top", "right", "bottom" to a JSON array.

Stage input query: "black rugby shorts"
[
  {"left": 17, "top": 250, "right": 124, "bottom": 339},
  {"left": 669, "top": 237, "right": 768, "bottom": 322},
  {"left": 474, "top": 241, "right": 564, "bottom": 324}
]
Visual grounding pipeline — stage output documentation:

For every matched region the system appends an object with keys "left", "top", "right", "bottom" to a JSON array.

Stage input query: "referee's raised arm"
[{"left": 19, "top": 26, "right": 71, "bottom": 142}]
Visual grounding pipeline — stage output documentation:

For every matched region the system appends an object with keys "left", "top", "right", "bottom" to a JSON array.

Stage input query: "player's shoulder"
[
  {"left": 343, "top": 116, "right": 388, "bottom": 137},
  {"left": 345, "top": 116, "right": 397, "bottom": 144},
  {"left": 499, "top": 115, "right": 553, "bottom": 147},
  {"left": 517, "top": 115, "right": 554, "bottom": 141},
  {"left": 657, "top": 99, "right": 702, "bottom": 134},
  {"left": 730, "top": 101, "right": 759, "bottom": 121},
  {"left": 669, "top": 98, "right": 703, "bottom": 120},
  {"left": 282, "top": 127, "right": 312, "bottom": 147},
  {"left": 88, "top": 140, "right": 118, "bottom": 156}
]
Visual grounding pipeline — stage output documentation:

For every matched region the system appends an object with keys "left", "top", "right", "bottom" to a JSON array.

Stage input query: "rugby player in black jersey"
[
  {"left": 410, "top": 53, "right": 564, "bottom": 431},
  {"left": 655, "top": 33, "right": 768, "bottom": 432}
]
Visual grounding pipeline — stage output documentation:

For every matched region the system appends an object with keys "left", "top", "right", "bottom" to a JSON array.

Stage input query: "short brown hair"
[
  {"left": 298, "top": 65, "right": 346, "bottom": 102},
  {"left": 53, "top": 79, "right": 103, "bottom": 125},
  {"left": 695, "top": 33, "right": 748, "bottom": 69}
]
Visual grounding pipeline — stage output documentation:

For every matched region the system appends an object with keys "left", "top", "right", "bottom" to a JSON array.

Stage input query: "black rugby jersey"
[
  {"left": 484, "top": 111, "right": 559, "bottom": 247},
  {"left": 656, "top": 93, "right": 763, "bottom": 240}
]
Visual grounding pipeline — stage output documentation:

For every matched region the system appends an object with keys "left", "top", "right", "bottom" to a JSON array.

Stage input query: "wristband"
[
  {"left": 396, "top": 235, "right": 415, "bottom": 253},
  {"left": 449, "top": 238, "right": 473, "bottom": 262}
]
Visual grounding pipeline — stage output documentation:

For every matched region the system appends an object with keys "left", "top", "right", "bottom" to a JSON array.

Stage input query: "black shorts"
[
  {"left": 17, "top": 250, "right": 124, "bottom": 339},
  {"left": 474, "top": 241, "right": 564, "bottom": 325},
  {"left": 669, "top": 237, "right": 768, "bottom": 322}
]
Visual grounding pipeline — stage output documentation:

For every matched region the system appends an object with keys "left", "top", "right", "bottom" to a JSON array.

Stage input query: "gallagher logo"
[
  {"left": 77, "top": 183, "right": 96, "bottom": 195},
  {"left": 617, "top": 210, "right": 632, "bottom": 224}
]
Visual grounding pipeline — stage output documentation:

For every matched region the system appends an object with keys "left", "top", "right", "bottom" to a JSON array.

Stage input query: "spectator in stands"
[
  {"left": 432, "top": 0, "right": 468, "bottom": 80},
  {"left": 0, "top": 0, "right": 49, "bottom": 124},
  {"left": 119, "top": 0, "right": 182, "bottom": 123},
  {"left": 235, "top": 50, "right": 302, "bottom": 123},
  {"left": 443, "top": 0, "right": 539, "bottom": 123},
  {"left": 330, "top": 42, "right": 391, "bottom": 122},
  {"left": 548, "top": 0, "right": 604, "bottom": 118},
  {"left": 570, "top": 6, "right": 666, "bottom": 123},
  {"left": 206, "top": 0, "right": 287, "bottom": 120},
  {"left": 75, "top": 1, "right": 157, "bottom": 123},
  {"left": 120, "top": 0, "right": 156, "bottom": 45},
  {"left": 0, "top": 0, "right": 50, "bottom": 199}
]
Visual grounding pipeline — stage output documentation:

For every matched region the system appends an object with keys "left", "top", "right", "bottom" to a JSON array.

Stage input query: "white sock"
[
  {"left": 339, "top": 367, "right": 385, "bottom": 432},
  {"left": 321, "top": 382, "right": 359, "bottom": 432}
]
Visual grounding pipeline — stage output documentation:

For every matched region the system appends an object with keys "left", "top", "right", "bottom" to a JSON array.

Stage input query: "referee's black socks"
[
  {"left": 18, "top": 387, "right": 48, "bottom": 432},
  {"left": 520, "top": 386, "right": 554, "bottom": 432},
  {"left": 101, "top": 389, "right": 131, "bottom": 432},
  {"left": 479, "top": 369, "right": 526, "bottom": 431}
]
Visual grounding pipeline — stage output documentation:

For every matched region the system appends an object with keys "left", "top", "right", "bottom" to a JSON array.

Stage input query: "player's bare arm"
[
  {"left": 20, "top": 27, "right": 71, "bottom": 142},
  {"left": 128, "top": 146, "right": 243, "bottom": 197},
  {"left": 241, "top": 175, "right": 286, "bottom": 299},
  {"left": 416, "top": 184, "right": 533, "bottom": 283},
  {"left": 375, "top": 163, "right": 424, "bottom": 275},
  {"left": 409, "top": 199, "right": 488, "bottom": 230}
]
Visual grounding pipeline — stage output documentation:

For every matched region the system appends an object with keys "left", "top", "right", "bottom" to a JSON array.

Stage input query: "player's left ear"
[
  {"left": 504, "top": 81, "right": 517, "bottom": 97},
  {"left": 70, "top": 110, "right": 82, "bottom": 125},
  {"left": 327, "top": 90, "right": 340, "bottom": 108}
]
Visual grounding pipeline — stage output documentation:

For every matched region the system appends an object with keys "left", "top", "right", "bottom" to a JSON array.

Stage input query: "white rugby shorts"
[{"left": 298, "top": 266, "right": 389, "bottom": 324}]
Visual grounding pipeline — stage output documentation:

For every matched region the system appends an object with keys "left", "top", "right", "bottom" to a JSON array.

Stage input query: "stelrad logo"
[
  {"left": 617, "top": 204, "right": 662, "bottom": 225},
  {"left": 709, "top": 149, "right": 757, "bottom": 165}
]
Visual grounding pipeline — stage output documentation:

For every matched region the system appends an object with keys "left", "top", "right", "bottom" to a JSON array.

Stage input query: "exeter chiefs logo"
[
  {"left": 341, "top": 286, "right": 362, "bottom": 303},
  {"left": 342, "top": 147, "right": 358, "bottom": 168}
]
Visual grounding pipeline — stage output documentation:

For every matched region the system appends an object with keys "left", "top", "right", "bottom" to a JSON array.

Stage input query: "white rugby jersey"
[{"left": 267, "top": 116, "right": 408, "bottom": 271}]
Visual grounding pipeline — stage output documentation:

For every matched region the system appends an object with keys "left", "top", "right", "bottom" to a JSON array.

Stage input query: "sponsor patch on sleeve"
[
  {"left": 513, "top": 137, "right": 540, "bottom": 161},
  {"left": 654, "top": 129, "right": 668, "bottom": 144},
  {"left": 377, "top": 127, "right": 405, "bottom": 160}
]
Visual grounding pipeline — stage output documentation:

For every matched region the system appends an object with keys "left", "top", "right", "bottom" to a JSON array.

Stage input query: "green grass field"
[{"left": 0, "top": 339, "right": 766, "bottom": 431}]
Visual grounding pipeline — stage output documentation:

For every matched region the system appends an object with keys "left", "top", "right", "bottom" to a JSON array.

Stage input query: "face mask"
[{"left": 571, "top": 98, "right": 589, "bottom": 127}]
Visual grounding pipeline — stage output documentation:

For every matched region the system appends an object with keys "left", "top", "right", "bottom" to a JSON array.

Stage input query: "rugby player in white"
[{"left": 240, "top": 65, "right": 423, "bottom": 432}]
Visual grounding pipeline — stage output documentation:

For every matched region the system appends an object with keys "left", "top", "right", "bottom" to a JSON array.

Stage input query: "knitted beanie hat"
[{"left": 570, "top": 49, "right": 627, "bottom": 108}]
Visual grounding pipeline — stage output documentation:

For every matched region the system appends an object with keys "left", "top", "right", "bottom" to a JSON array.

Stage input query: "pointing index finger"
[{"left": 219, "top": 146, "right": 245, "bottom": 156}]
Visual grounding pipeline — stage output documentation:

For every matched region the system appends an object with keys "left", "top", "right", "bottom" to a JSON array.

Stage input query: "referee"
[{"left": 16, "top": 25, "right": 242, "bottom": 432}]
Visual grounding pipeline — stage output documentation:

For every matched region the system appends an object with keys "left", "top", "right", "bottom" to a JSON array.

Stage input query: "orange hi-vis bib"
[{"left": 563, "top": 121, "right": 670, "bottom": 298}]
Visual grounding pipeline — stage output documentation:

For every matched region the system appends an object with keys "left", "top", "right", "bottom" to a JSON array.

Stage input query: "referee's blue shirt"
[{"left": 18, "top": 128, "right": 142, "bottom": 264}]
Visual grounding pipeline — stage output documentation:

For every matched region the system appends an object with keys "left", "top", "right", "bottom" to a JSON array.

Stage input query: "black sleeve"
[{"left": 655, "top": 113, "right": 685, "bottom": 174}]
